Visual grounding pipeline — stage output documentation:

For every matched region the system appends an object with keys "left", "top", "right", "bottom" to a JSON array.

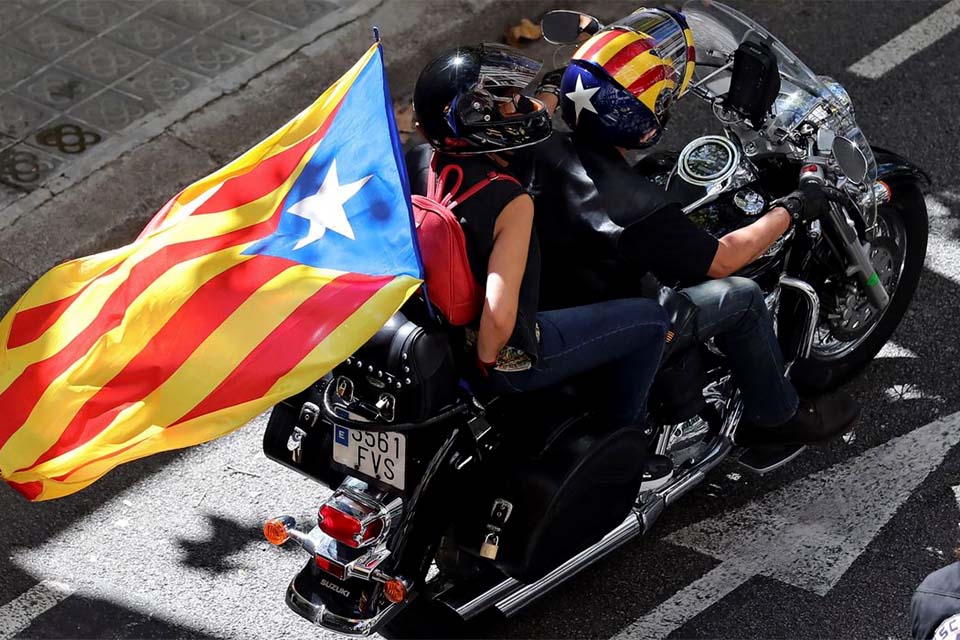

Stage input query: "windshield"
[
  {"left": 681, "top": 1, "right": 826, "bottom": 97},
  {"left": 679, "top": 1, "right": 876, "bottom": 184}
]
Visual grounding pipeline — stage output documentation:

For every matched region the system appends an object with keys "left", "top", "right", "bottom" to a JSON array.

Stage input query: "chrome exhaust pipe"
[
  {"left": 456, "top": 408, "right": 741, "bottom": 621},
  {"left": 493, "top": 513, "right": 644, "bottom": 617}
]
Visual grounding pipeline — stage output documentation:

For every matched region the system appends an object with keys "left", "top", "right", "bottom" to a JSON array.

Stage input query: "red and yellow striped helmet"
[{"left": 562, "top": 8, "right": 695, "bottom": 147}]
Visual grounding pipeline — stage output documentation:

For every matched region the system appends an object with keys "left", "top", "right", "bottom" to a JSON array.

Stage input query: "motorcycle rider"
[
  {"left": 406, "top": 44, "right": 672, "bottom": 485},
  {"left": 529, "top": 9, "right": 859, "bottom": 448}
]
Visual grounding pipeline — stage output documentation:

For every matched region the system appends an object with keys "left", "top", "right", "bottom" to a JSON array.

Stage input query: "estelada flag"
[{"left": 0, "top": 42, "right": 423, "bottom": 501}]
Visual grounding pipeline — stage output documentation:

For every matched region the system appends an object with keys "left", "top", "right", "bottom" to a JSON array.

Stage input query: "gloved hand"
[
  {"left": 776, "top": 181, "right": 830, "bottom": 223},
  {"left": 535, "top": 67, "right": 566, "bottom": 101}
]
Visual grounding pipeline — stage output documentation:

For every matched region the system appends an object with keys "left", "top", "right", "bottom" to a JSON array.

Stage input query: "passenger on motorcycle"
[
  {"left": 529, "top": 9, "right": 859, "bottom": 451},
  {"left": 406, "top": 44, "right": 670, "bottom": 455}
]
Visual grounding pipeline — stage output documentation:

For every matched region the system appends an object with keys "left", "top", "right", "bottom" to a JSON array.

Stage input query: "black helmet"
[{"left": 413, "top": 43, "right": 552, "bottom": 154}]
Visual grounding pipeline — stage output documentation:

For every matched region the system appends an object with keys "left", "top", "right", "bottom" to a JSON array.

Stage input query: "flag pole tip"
[{"left": 372, "top": 26, "right": 381, "bottom": 43}]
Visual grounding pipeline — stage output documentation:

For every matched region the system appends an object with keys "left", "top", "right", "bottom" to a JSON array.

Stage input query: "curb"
[{"left": 0, "top": 0, "right": 563, "bottom": 316}]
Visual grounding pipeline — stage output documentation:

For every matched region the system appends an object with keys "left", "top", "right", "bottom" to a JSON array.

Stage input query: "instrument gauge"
[{"left": 677, "top": 136, "right": 741, "bottom": 186}]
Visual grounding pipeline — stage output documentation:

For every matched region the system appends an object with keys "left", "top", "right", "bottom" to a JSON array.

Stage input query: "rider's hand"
[
  {"left": 535, "top": 67, "right": 565, "bottom": 114},
  {"left": 777, "top": 182, "right": 830, "bottom": 223}
]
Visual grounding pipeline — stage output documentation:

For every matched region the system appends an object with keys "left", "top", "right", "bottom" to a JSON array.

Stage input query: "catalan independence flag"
[{"left": 0, "top": 42, "right": 423, "bottom": 501}]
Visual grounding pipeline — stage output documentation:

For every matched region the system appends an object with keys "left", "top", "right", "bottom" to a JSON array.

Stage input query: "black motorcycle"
[{"left": 260, "top": 2, "right": 928, "bottom": 636}]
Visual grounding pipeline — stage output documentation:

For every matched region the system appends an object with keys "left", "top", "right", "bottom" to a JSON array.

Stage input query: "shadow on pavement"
[
  {"left": 175, "top": 514, "right": 291, "bottom": 574},
  {"left": 13, "top": 590, "right": 221, "bottom": 640}
]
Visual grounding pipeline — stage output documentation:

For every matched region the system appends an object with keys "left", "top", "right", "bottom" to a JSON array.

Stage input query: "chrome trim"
[
  {"left": 456, "top": 395, "right": 744, "bottom": 622},
  {"left": 286, "top": 577, "right": 398, "bottom": 637},
  {"left": 456, "top": 576, "right": 521, "bottom": 620},
  {"left": 779, "top": 276, "right": 820, "bottom": 360},
  {"left": 494, "top": 514, "right": 643, "bottom": 617}
]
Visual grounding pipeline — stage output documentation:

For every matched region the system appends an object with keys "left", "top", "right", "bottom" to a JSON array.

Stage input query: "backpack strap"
[
  {"left": 426, "top": 152, "right": 522, "bottom": 209},
  {"left": 450, "top": 171, "right": 521, "bottom": 209}
]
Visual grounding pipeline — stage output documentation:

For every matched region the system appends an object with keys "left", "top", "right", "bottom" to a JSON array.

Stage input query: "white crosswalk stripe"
[{"left": 848, "top": 0, "right": 960, "bottom": 78}]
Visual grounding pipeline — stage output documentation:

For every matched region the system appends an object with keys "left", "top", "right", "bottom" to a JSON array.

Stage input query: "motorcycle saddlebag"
[
  {"left": 470, "top": 415, "right": 649, "bottom": 583},
  {"left": 263, "top": 381, "right": 345, "bottom": 488},
  {"left": 327, "top": 311, "right": 457, "bottom": 425}
]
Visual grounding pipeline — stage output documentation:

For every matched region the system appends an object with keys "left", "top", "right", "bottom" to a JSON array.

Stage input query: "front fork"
[{"left": 799, "top": 164, "right": 890, "bottom": 310}]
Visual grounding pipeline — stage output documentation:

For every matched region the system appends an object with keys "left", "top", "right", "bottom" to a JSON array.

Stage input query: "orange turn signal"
[
  {"left": 383, "top": 579, "right": 408, "bottom": 604},
  {"left": 263, "top": 518, "right": 290, "bottom": 546}
]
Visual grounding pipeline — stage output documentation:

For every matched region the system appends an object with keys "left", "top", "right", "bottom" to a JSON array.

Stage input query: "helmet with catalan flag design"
[{"left": 560, "top": 8, "right": 695, "bottom": 149}]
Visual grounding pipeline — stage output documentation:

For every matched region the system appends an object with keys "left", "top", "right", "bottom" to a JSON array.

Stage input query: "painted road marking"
[
  {"left": 614, "top": 410, "right": 960, "bottom": 640},
  {"left": 0, "top": 580, "right": 74, "bottom": 640},
  {"left": 849, "top": 0, "right": 960, "bottom": 78}
]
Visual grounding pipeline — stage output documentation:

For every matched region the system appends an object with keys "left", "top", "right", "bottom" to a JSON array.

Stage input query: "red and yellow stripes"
[
  {"left": 573, "top": 27, "right": 676, "bottom": 115},
  {"left": 0, "top": 42, "right": 422, "bottom": 500}
]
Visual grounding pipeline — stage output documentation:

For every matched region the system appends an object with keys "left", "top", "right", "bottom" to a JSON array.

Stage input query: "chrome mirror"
[
  {"left": 833, "top": 135, "right": 868, "bottom": 184},
  {"left": 540, "top": 10, "right": 602, "bottom": 45}
]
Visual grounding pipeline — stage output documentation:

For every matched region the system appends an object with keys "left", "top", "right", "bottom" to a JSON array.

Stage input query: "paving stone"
[
  {"left": 67, "top": 90, "right": 153, "bottom": 132},
  {"left": 208, "top": 10, "right": 294, "bottom": 52},
  {"left": 0, "top": 184, "right": 26, "bottom": 210},
  {"left": 5, "top": 15, "right": 93, "bottom": 63},
  {"left": 148, "top": 0, "right": 239, "bottom": 30},
  {"left": 13, "top": 66, "right": 103, "bottom": 110},
  {"left": 60, "top": 39, "right": 151, "bottom": 84},
  {"left": 0, "top": 143, "right": 63, "bottom": 191},
  {"left": 0, "top": 46, "right": 45, "bottom": 90},
  {"left": 117, "top": 60, "right": 207, "bottom": 106},
  {"left": 0, "top": 258, "right": 33, "bottom": 317},
  {"left": 0, "top": 2, "right": 36, "bottom": 39},
  {"left": 161, "top": 35, "right": 251, "bottom": 78},
  {"left": 48, "top": 0, "right": 138, "bottom": 35},
  {"left": 0, "top": 93, "right": 57, "bottom": 138},
  {"left": 105, "top": 13, "right": 193, "bottom": 57},
  {"left": 31, "top": 117, "right": 108, "bottom": 160},
  {"left": 0, "top": 134, "right": 217, "bottom": 276},
  {"left": 248, "top": 0, "right": 336, "bottom": 28}
]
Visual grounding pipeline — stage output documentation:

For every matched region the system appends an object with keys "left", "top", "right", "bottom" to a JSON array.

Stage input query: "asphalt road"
[{"left": 3, "top": 1, "right": 960, "bottom": 639}]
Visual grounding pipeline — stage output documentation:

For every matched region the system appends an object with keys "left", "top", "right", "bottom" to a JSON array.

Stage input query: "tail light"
[
  {"left": 317, "top": 488, "right": 390, "bottom": 549},
  {"left": 315, "top": 554, "right": 346, "bottom": 580}
]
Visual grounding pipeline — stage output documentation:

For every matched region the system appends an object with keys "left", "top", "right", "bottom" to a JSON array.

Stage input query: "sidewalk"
[{"left": 0, "top": 0, "right": 632, "bottom": 316}]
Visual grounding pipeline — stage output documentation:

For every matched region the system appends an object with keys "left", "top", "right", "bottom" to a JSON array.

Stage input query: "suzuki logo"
[{"left": 320, "top": 578, "right": 351, "bottom": 598}]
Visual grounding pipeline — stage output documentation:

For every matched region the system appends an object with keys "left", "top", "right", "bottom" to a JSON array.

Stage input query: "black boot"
[{"left": 735, "top": 392, "right": 860, "bottom": 447}]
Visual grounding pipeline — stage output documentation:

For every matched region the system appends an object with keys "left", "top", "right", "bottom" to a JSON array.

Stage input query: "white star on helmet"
[{"left": 565, "top": 74, "right": 599, "bottom": 124}]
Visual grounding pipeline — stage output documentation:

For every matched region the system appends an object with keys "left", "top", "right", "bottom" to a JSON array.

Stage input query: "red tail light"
[
  {"left": 319, "top": 503, "right": 386, "bottom": 548},
  {"left": 315, "top": 554, "right": 346, "bottom": 580}
]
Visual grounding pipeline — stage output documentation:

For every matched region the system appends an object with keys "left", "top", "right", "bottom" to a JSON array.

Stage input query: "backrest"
[{"left": 412, "top": 157, "right": 519, "bottom": 326}]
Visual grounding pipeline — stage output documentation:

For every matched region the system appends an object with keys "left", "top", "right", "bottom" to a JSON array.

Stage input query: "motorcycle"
[{"left": 259, "top": 2, "right": 929, "bottom": 636}]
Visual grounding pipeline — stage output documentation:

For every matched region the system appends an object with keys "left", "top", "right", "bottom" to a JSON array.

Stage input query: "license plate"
[{"left": 332, "top": 426, "right": 406, "bottom": 490}]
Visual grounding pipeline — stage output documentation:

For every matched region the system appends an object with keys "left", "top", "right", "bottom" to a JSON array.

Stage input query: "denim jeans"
[
  {"left": 680, "top": 277, "right": 800, "bottom": 427},
  {"left": 488, "top": 298, "right": 669, "bottom": 427}
]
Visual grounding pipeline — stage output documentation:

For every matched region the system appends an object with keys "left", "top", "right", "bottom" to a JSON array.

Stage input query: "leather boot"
[{"left": 735, "top": 392, "right": 860, "bottom": 447}]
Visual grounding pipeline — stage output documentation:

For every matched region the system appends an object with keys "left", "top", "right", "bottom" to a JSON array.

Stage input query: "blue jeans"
[
  {"left": 680, "top": 277, "right": 800, "bottom": 427},
  {"left": 488, "top": 298, "right": 669, "bottom": 427}
]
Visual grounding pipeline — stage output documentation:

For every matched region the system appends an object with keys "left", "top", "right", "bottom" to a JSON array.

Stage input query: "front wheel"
[{"left": 789, "top": 183, "right": 928, "bottom": 393}]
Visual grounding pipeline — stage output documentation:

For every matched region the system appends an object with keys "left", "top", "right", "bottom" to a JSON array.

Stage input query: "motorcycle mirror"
[
  {"left": 833, "top": 136, "right": 869, "bottom": 185},
  {"left": 724, "top": 40, "right": 781, "bottom": 130},
  {"left": 540, "top": 10, "right": 602, "bottom": 45}
]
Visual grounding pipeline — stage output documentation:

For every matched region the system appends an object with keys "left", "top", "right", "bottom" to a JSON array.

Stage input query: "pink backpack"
[{"left": 412, "top": 159, "right": 520, "bottom": 326}]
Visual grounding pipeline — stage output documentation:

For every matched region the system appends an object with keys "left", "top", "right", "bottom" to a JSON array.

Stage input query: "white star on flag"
[
  {"left": 566, "top": 74, "right": 599, "bottom": 124},
  {"left": 286, "top": 158, "right": 372, "bottom": 249}
]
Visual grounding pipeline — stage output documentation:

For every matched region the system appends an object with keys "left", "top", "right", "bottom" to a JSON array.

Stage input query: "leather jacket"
[{"left": 529, "top": 132, "right": 676, "bottom": 309}]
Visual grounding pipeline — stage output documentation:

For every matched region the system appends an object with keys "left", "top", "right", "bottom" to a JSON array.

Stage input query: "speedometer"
[{"left": 677, "top": 136, "right": 740, "bottom": 186}]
